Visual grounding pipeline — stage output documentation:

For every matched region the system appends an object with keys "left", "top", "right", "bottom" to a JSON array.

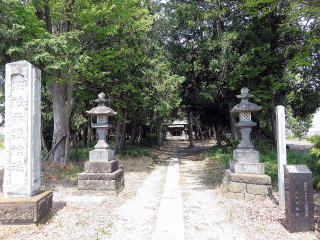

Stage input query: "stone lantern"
[
  {"left": 78, "top": 93, "right": 124, "bottom": 191},
  {"left": 223, "top": 88, "right": 271, "bottom": 200},
  {"left": 87, "top": 92, "right": 116, "bottom": 153},
  {"left": 230, "top": 87, "right": 264, "bottom": 174}
]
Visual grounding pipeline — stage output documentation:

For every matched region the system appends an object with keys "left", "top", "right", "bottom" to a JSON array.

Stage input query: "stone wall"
[{"left": 222, "top": 170, "right": 272, "bottom": 200}]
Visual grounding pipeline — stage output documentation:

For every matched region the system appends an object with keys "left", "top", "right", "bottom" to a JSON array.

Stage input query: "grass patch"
[
  {"left": 0, "top": 135, "right": 4, "bottom": 149},
  {"left": 42, "top": 161, "right": 84, "bottom": 185},
  {"left": 119, "top": 143, "right": 152, "bottom": 158},
  {"left": 69, "top": 147, "right": 90, "bottom": 162},
  {"left": 203, "top": 146, "right": 232, "bottom": 185}
]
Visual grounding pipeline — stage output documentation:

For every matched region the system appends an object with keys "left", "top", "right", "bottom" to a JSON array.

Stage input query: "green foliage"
[
  {"left": 140, "top": 133, "right": 158, "bottom": 147},
  {"left": 206, "top": 138, "right": 320, "bottom": 190},
  {"left": 119, "top": 143, "right": 151, "bottom": 157},
  {"left": 309, "top": 135, "right": 320, "bottom": 148},
  {"left": 0, "top": 135, "right": 4, "bottom": 149},
  {"left": 69, "top": 147, "right": 90, "bottom": 162},
  {"left": 204, "top": 146, "right": 232, "bottom": 169},
  {"left": 204, "top": 146, "right": 232, "bottom": 185},
  {"left": 309, "top": 135, "right": 320, "bottom": 189},
  {"left": 56, "top": 164, "right": 84, "bottom": 184},
  {"left": 286, "top": 111, "right": 313, "bottom": 140}
]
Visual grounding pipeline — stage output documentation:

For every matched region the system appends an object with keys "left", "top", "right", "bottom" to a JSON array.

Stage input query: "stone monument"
[
  {"left": 0, "top": 60, "right": 52, "bottom": 224},
  {"left": 223, "top": 88, "right": 271, "bottom": 200},
  {"left": 78, "top": 93, "right": 124, "bottom": 190},
  {"left": 284, "top": 165, "right": 314, "bottom": 233}
]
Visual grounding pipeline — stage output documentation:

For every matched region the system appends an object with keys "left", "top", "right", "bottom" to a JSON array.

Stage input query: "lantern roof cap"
[
  {"left": 231, "top": 88, "right": 261, "bottom": 113},
  {"left": 86, "top": 92, "right": 117, "bottom": 116}
]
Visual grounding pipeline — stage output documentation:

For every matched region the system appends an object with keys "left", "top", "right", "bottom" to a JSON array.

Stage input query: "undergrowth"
[{"left": 204, "top": 138, "right": 320, "bottom": 190}]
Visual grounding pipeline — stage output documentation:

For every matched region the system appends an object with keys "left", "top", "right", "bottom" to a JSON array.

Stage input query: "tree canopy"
[{"left": 0, "top": 0, "right": 319, "bottom": 160}]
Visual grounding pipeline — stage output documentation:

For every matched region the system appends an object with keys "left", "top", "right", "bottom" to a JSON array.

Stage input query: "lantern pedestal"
[
  {"left": 230, "top": 149, "right": 265, "bottom": 174},
  {"left": 89, "top": 149, "right": 115, "bottom": 162},
  {"left": 78, "top": 151, "right": 124, "bottom": 191}
]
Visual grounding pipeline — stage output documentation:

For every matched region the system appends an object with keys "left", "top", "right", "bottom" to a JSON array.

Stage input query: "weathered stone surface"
[
  {"left": 84, "top": 160, "right": 118, "bottom": 173},
  {"left": 4, "top": 61, "right": 41, "bottom": 198},
  {"left": 227, "top": 182, "right": 246, "bottom": 193},
  {"left": 0, "top": 191, "right": 53, "bottom": 224},
  {"left": 225, "top": 169, "right": 271, "bottom": 185},
  {"left": 233, "top": 149, "right": 259, "bottom": 163},
  {"left": 78, "top": 169, "right": 124, "bottom": 191},
  {"left": 245, "top": 193, "right": 266, "bottom": 201},
  {"left": 230, "top": 161, "right": 264, "bottom": 174},
  {"left": 285, "top": 165, "right": 314, "bottom": 233},
  {"left": 247, "top": 184, "right": 271, "bottom": 195},
  {"left": 0, "top": 168, "right": 3, "bottom": 192},
  {"left": 224, "top": 192, "right": 245, "bottom": 200},
  {"left": 78, "top": 169, "right": 124, "bottom": 180},
  {"left": 78, "top": 179, "right": 117, "bottom": 191},
  {"left": 89, "top": 149, "right": 115, "bottom": 162}
]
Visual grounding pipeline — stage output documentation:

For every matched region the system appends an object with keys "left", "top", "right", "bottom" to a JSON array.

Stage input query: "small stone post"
[
  {"left": 276, "top": 106, "right": 287, "bottom": 209},
  {"left": 0, "top": 61, "right": 52, "bottom": 224}
]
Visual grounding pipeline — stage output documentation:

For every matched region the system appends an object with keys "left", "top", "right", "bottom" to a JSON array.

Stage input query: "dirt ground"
[{"left": 0, "top": 140, "right": 319, "bottom": 240}]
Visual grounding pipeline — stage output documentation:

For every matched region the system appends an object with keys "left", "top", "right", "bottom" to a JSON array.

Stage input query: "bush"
[
  {"left": 287, "top": 113, "right": 313, "bottom": 140},
  {"left": 141, "top": 133, "right": 158, "bottom": 146},
  {"left": 309, "top": 135, "right": 320, "bottom": 189}
]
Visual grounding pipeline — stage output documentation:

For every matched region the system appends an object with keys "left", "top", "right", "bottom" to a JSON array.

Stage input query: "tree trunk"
[
  {"left": 114, "top": 119, "right": 121, "bottom": 154},
  {"left": 137, "top": 125, "right": 142, "bottom": 143},
  {"left": 83, "top": 120, "right": 88, "bottom": 146},
  {"left": 119, "top": 120, "right": 126, "bottom": 150},
  {"left": 270, "top": 110, "right": 277, "bottom": 145},
  {"left": 41, "top": 130, "right": 48, "bottom": 152},
  {"left": 157, "top": 120, "right": 162, "bottom": 147},
  {"left": 214, "top": 123, "right": 222, "bottom": 147},
  {"left": 48, "top": 82, "right": 74, "bottom": 163},
  {"left": 198, "top": 125, "right": 203, "bottom": 140},
  {"left": 130, "top": 119, "right": 138, "bottom": 144},
  {"left": 229, "top": 106, "right": 237, "bottom": 140},
  {"left": 187, "top": 110, "right": 195, "bottom": 148}
]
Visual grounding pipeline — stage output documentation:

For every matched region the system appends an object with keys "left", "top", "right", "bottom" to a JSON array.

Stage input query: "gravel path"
[{"left": 181, "top": 159, "right": 247, "bottom": 240}]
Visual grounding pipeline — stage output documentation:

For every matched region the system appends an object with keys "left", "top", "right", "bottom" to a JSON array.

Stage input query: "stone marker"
[
  {"left": 276, "top": 106, "right": 287, "bottom": 209},
  {"left": 223, "top": 88, "right": 271, "bottom": 200},
  {"left": 0, "top": 60, "right": 52, "bottom": 224},
  {"left": 284, "top": 165, "right": 314, "bottom": 233},
  {"left": 78, "top": 93, "right": 124, "bottom": 190}
]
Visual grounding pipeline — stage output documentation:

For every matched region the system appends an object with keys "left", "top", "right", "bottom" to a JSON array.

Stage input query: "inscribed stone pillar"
[
  {"left": 4, "top": 61, "right": 41, "bottom": 198},
  {"left": 276, "top": 106, "right": 287, "bottom": 209}
]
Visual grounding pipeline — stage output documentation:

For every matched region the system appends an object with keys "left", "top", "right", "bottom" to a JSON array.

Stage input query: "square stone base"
[
  {"left": 89, "top": 149, "right": 115, "bottom": 162},
  {"left": 233, "top": 149, "right": 260, "bottom": 163},
  {"left": 222, "top": 169, "right": 272, "bottom": 200},
  {"left": 230, "top": 160, "right": 265, "bottom": 174},
  {"left": 78, "top": 169, "right": 124, "bottom": 191},
  {"left": 0, "top": 191, "right": 53, "bottom": 224},
  {"left": 84, "top": 160, "right": 118, "bottom": 173}
]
